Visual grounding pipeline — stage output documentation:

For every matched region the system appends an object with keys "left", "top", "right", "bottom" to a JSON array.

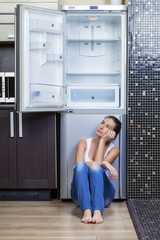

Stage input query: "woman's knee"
[
  {"left": 89, "top": 164, "right": 103, "bottom": 173},
  {"left": 74, "top": 161, "right": 87, "bottom": 173}
]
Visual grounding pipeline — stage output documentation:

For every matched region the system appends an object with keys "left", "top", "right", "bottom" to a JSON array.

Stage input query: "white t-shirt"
[{"left": 84, "top": 138, "right": 115, "bottom": 177}]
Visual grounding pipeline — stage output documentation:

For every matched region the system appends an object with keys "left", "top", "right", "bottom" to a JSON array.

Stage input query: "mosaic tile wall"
[{"left": 128, "top": 0, "right": 160, "bottom": 198}]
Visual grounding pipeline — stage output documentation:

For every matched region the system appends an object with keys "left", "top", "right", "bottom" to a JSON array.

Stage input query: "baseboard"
[{"left": 0, "top": 189, "right": 57, "bottom": 201}]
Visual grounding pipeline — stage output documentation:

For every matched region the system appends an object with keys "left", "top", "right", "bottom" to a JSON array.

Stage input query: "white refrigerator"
[{"left": 15, "top": 5, "right": 127, "bottom": 199}]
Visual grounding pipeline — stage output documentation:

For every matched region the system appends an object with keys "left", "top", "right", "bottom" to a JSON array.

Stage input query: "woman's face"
[{"left": 96, "top": 118, "right": 116, "bottom": 138}]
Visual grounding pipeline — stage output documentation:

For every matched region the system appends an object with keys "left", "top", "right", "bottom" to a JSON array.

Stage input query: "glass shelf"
[
  {"left": 66, "top": 72, "right": 121, "bottom": 76},
  {"left": 67, "top": 38, "right": 121, "bottom": 43}
]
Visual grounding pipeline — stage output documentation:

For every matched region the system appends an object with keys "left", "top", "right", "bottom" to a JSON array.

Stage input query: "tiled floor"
[{"left": 127, "top": 199, "right": 160, "bottom": 240}]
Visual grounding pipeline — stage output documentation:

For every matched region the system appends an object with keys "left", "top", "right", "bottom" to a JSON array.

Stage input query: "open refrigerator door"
[{"left": 16, "top": 5, "right": 66, "bottom": 112}]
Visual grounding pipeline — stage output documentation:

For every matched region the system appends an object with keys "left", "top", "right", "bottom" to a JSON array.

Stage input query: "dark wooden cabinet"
[
  {"left": 0, "top": 110, "right": 17, "bottom": 188},
  {"left": 0, "top": 110, "right": 56, "bottom": 189},
  {"left": 17, "top": 113, "right": 56, "bottom": 189}
]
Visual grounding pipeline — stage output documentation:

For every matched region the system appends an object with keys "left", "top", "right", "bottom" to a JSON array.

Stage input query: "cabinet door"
[
  {"left": 17, "top": 112, "right": 56, "bottom": 188},
  {"left": 0, "top": 110, "right": 17, "bottom": 188}
]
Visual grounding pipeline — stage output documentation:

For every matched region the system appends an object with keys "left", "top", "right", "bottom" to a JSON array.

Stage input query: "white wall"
[{"left": 58, "top": 0, "right": 128, "bottom": 10}]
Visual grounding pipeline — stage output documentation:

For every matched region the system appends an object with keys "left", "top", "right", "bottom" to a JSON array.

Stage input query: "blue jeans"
[{"left": 70, "top": 161, "right": 115, "bottom": 214}]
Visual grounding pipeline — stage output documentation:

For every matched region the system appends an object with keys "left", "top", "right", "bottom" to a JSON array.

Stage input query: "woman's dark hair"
[{"left": 105, "top": 116, "right": 122, "bottom": 138}]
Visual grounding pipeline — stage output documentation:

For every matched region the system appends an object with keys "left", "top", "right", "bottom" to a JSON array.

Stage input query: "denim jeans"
[{"left": 70, "top": 161, "right": 115, "bottom": 214}]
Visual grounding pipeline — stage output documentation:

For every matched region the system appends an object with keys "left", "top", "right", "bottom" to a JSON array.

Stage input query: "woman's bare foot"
[
  {"left": 81, "top": 209, "right": 92, "bottom": 223},
  {"left": 92, "top": 210, "right": 103, "bottom": 224}
]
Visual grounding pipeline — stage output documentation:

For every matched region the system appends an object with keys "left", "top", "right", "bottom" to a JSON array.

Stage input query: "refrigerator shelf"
[
  {"left": 66, "top": 72, "right": 121, "bottom": 76},
  {"left": 67, "top": 38, "right": 121, "bottom": 43}
]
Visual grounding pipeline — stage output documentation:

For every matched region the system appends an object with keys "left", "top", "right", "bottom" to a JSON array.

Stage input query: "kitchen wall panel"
[
  {"left": 128, "top": 0, "right": 160, "bottom": 198},
  {"left": 58, "top": 0, "right": 127, "bottom": 10}
]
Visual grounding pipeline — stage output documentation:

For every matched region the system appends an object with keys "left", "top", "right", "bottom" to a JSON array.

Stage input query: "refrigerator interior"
[
  {"left": 60, "top": 113, "right": 126, "bottom": 199},
  {"left": 16, "top": 6, "right": 126, "bottom": 112},
  {"left": 65, "top": 13, "right": 126, "bottom": 110}
]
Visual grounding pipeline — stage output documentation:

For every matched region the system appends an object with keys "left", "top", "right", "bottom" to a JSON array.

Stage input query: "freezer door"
[
  {"left": 16, "top": 5, "right": 65, "bottom": 112},
  {"left": 60, "top": 114, "right": 126, "bottom": 199}
]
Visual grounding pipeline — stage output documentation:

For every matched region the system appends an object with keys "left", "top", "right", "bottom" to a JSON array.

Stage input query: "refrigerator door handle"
[
  {"left": 18, "top": 112, "right": 23, "bottom": 138},
  {"left": 10, "top": 112, "right": 14, "bottom": 138}
]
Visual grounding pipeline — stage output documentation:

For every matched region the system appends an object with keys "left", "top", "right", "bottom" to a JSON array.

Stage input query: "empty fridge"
[{"left": 15, "top": 5, "right": 127, "bottom": 199}]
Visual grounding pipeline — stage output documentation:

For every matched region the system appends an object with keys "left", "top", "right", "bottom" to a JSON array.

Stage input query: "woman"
[{"left": 70, "top": 116, "right": 122, "bottom": 224}]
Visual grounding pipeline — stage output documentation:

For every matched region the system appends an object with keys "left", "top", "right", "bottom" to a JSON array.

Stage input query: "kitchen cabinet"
[
  {"left": 17, "top": 112, "right": 56, "bottom": 189},
  {"left": 0, "top": 0, "right": 58, "bottom": 41},
  {"left": 0, "top": 110, "right": 17, "bottom": 188},
  {"left": 0, "top": 109, "right": 57, "bottom": 189}
]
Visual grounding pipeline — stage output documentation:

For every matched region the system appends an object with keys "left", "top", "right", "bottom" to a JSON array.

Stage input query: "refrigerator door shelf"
[
  {"left": 46, "top": 53, "right": 64, "bottom": 62},
  {"left": 29, "top": 41, "right": 51, "bottom": 50},
  {"left": 28, "top": 84, "right": 65, "bottom": 108},
  {"left": 67, "top": 85, "right": 119, "bottom": 109},
  {"left": 29, "top": 18, "right": 65, "bottom": 34},
  {"left": 41, "top": 53, "right": 64, "bottom": 66},
  {"left": 29, "top": 44, "right": 64, "bottom": 65}
]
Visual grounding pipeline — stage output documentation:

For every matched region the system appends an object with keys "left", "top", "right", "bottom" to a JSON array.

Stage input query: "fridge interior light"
[{"left": 88, "top": 17, "right": 99, "bottom": 20}]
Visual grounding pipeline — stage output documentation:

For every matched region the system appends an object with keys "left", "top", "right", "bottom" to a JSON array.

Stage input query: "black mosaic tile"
[
  {"left": 127, "top": 200, "right": 160, "bottom": 240},
  {"left": 128, "top": 0, "right": 160, "bottom": 198}
]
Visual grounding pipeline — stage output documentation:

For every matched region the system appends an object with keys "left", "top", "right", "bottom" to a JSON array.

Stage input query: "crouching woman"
[{"left": 70, "top": 116, "right": 122, "bottom": 224}]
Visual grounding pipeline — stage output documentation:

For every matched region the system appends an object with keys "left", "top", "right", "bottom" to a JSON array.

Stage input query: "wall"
[
  {"left": 59, "top": 0, "right": 128, "bottom": 9},
  {"left": 128, "top": 0, "right": 160, "bottom": 198}
]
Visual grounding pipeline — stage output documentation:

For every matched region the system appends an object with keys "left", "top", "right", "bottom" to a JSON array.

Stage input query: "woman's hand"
[
  {"left": 101, "top": 161, "right": 118, "bottom": 181},
  {"left": 85, "top": 161, "right": 100, "bottom": 169},
  {"left": 101, "top": 131, "right": 116, "bottom": 143}
]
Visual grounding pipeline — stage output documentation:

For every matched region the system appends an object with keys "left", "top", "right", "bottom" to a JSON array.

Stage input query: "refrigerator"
[{"left": 15, "top": 5, "right": 127, "bottom": 199}]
